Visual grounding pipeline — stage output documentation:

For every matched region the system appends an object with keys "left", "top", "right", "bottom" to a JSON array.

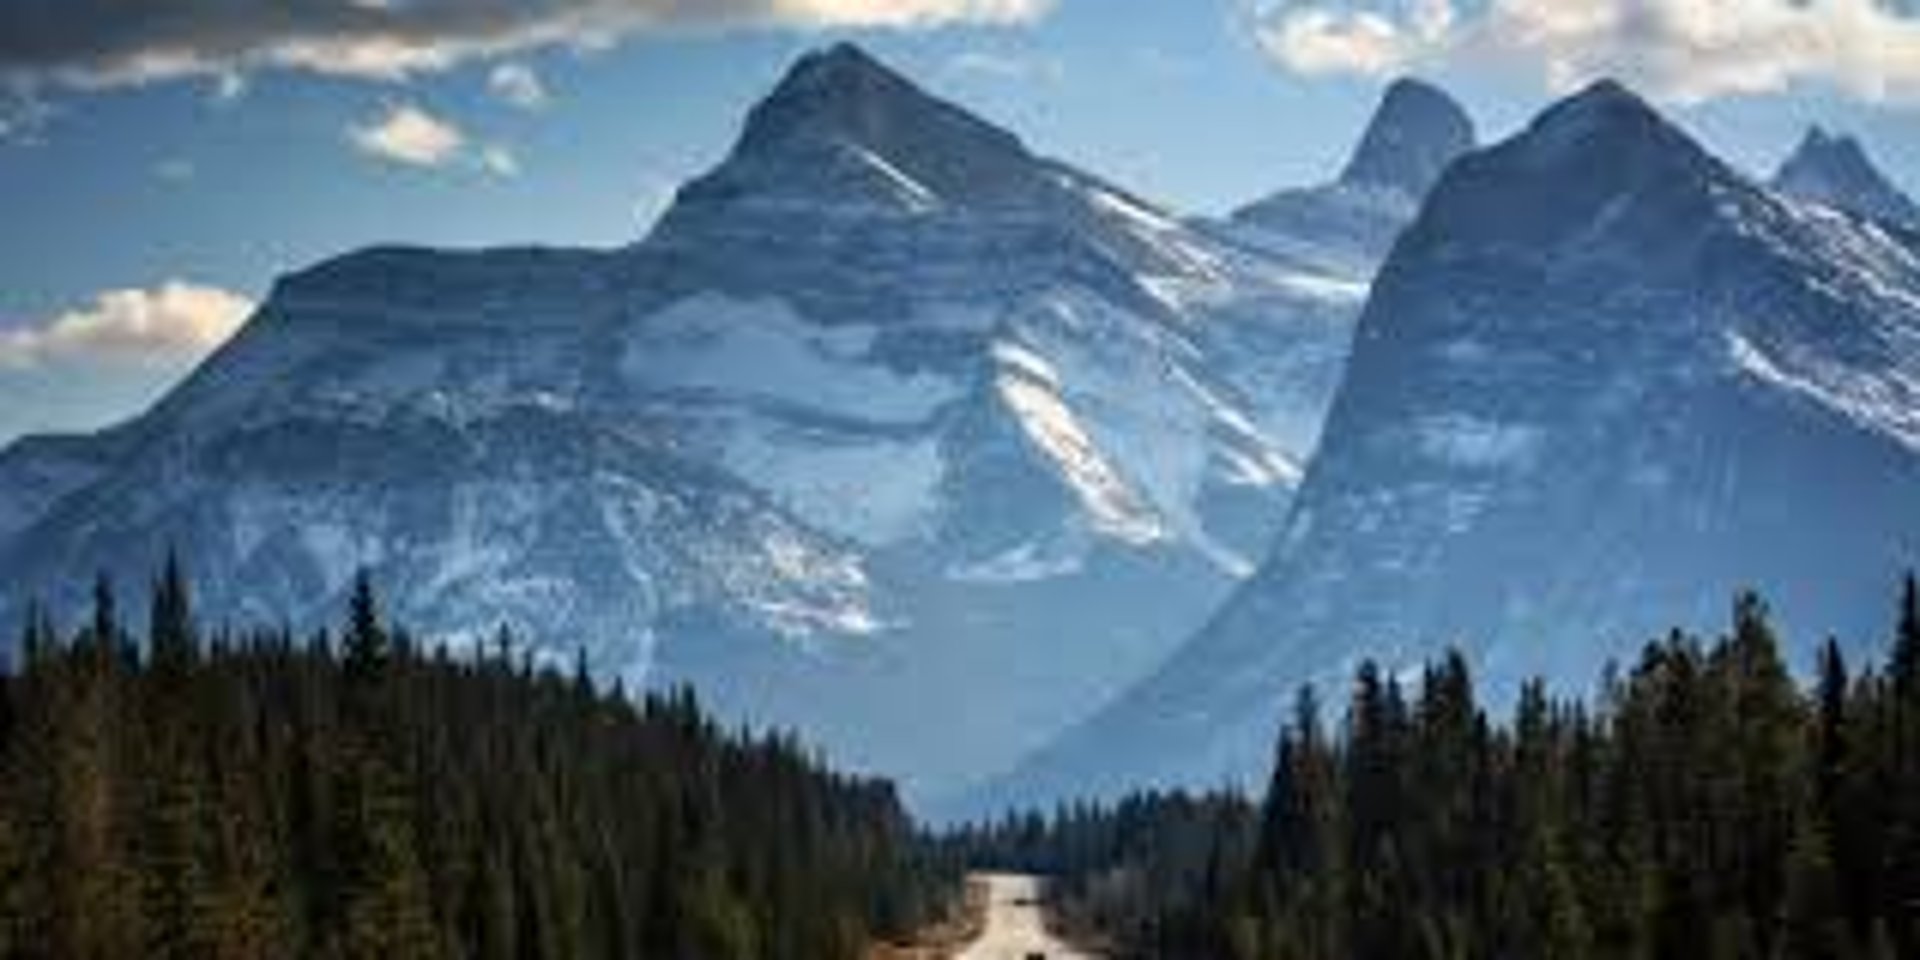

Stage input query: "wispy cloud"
[
  {"left": 480, "top": 143, "right": 521, "bottom": 177},
  {"left": 349, "top": 101, "right": 467, "bottom": 167},
  {"left": 945, "top": 49, "right": 1065, "bottom": 82},
  {"left": 488, "top": 62, "right": 549, "bottom": 110},
  {"left": 1250, "top": 0, "right": 1920, "bottom": 104},
  {"left": 0, "top": 0, "right": 1054, "bottom": 92},
  {"left": 0, "top": 84, "right": 53, "bottom": 143},
  {"left": 154, "top": 158, "right": 196, "bottom": 182},
  {"left": 0, "top": 281, "right": 253, "bottom": 371}
]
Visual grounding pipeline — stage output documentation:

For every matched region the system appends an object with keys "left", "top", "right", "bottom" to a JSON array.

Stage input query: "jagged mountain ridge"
[
  {"left": 1773, "top": 125, "right": 1920, "bottom": 229},
  {"left": 981, "top": 80, "right": 1920, "bottom": 811},
  {"left": 0, "top": 44, "right": 1400, "bottom": 802}
]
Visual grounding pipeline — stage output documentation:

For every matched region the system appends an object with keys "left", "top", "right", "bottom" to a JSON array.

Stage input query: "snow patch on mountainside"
[
  {"left": 717, "top": 416, "right": 945, "bottom": 547},
  {"left": 1728, "top": 328, "right": 1920, "bottom": 454},
  {"left": 946, "top": 538, "right": 1088, "bottom": 583},
  {"left": 994, "top": 356, "right": 1162, "bottom": 545},
  {"left": 622, "top": 294, "right": 961, "bottom": 424}
]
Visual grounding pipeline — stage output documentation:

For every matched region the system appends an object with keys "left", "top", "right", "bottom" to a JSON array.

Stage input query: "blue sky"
[{"left": 3, "top": 0, "right": 1920, "bottom": 443}]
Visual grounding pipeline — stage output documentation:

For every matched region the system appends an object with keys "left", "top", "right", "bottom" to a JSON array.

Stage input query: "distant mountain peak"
[
  {"left": 735, "top": 41, "right": 1028, "bottom": 184},
  {"left": 738, "top": 41, "right": 981, "bottom": 152},
  {"left": 1772, "top": 125, "right": 1920, "bottom": 227},
  {"left": 1338, "top": 76, "right": 1476, "bottom": 196},
  {"left": 1225, "top": 76, "right": 1475, "bottom": 274},
  {"left": 652, "top": 43, "right": 1045, "bottom": 231}
]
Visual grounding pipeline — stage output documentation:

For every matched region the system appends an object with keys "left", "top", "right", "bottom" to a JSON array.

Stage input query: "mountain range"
[
  {"left": 0, "top": 44, "right": 1432, "bottom": 802},
  {"left": 980, "top": 81, "right": 1920, "bottom": 810},
  {"left": 3, "top": 44, "right": 1917, "bottom": 815}
]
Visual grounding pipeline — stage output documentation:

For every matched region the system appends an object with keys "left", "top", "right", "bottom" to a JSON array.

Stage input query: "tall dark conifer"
[
  {"left": 343, "top": 571, "right": 387, "bottom": 683},
  {"left": 148, "top": 552, "right": 195, "bottom": 680}
]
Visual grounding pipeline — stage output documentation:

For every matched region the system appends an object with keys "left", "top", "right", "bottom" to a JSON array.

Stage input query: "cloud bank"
[
  {"left": 1252, "top": 0, "right": 1920, "bottom": 103},
  {"left": 0, "top": 281, "right": 253, "bottom": 372},
  {"left": 0, "top": 0, "right": 1052, "bottom": 91}
]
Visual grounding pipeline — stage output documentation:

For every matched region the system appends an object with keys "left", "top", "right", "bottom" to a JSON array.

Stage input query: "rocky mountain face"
[
  {"left": 982, "top": 81, "right": 1920, "bottom": 811},
  {"left": 0, "top": 44, "right": 1387, "bottom": 803},
  {"left": 1773, "top": 126, "right": 1920, "bottom": 228},
  {"left": 1222, "top": 77, "right": 1476, "bottom": 275}
]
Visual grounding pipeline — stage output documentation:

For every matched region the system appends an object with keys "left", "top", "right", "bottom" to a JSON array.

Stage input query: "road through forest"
[{"left": 954, "top": 873, "right": 1090, "bottom": 960}]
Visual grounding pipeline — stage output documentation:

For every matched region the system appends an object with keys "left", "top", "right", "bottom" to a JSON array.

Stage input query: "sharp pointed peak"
[
  {"left": 780, "top": 41, "right": 899, "bottom": 90},
  {"left": 1782, "top": 124, "right": 1873, "bottom": 169},
  {"left": 730, "top": 41, "right": 1024, "bottom": 162},
  {"left": 1773, "top": 123, "right": 1920, "bottom": 226},
  {"left": 649, "top": 42, "right": 1053, "bottom": 237},
  {"left": 1338, "top": 74, "right": 1476, "bottom": 196}
]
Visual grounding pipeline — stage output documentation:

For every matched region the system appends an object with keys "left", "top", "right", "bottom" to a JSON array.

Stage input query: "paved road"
[{"left": 955, "top": 873, "right": 1090, "bottom": 960}]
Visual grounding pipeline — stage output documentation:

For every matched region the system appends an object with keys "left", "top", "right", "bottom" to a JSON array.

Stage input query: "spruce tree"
[
  {"left": 147, "top": 552, "right": 195, "bottom": 681},
  {"left": 343, "top": 571, "right": 388, "bottom": 683}
]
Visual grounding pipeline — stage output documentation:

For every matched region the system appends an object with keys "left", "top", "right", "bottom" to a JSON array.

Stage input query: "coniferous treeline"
[
  {"left": 975, "top": 583, "right": 1920, "bottom": 960},
  {"left": 0, "top": 560, "right": 954, "bottom": 959}
]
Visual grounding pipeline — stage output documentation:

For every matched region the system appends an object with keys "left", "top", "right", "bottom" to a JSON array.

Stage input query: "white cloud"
[
  {"left": 0, "top": 0, "right": 1054, "bottom": 91},
  {"left": 1251, "top": 0, "right": 1920, "bottom": 103},
  {"left": 347, "top": 101, "right": 529, "bottom": 175},
  {"left": 1262, "top": 9, "right": 1425, "bottom": 76},
  {"left": 349, "top": 101, "right": 467, "bottom": 167},
  {"left": 488, "top": 61, "right": 549, "bottom": 109},
  {"left": 0, "top": 282, "right": 254, "bottom": 371},
  {"left": 480, "top": 143, "right": 521, "bottom": 177}
]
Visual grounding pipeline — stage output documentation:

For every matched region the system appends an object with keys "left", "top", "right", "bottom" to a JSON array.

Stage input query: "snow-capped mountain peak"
[
  {"left": 0, "top": 43, "right": 1374, "bottom": 807},
  {"left": 658, "top": 41, "right": 1044, "bottom": 223},
  {"left": 741, "top": 42, "right": 1026, "bottom": 166},
  {"left": 1338, "top": 76, "right": 1476, "bottom": 197},
  {"left": 1772, "top": 125, "right": 1920, "bottom": 228},
  {"left": 980, "top": 77, "right": 1920, "bottom": 813}
]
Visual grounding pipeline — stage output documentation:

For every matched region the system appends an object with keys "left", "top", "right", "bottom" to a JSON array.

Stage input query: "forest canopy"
[{"left": 0, "top": 561, "right": 953, "bottom": 959}]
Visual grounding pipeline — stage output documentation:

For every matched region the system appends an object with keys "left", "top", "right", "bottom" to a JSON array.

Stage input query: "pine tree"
[
  {"left": 147, "top": 552, "right": 195, "bottom": 681},
  {"left": 89, "top": 572, "right": 120, "bottom": 671},
  {"left": 17, "top": 600, "right": 50, "bottom": 669},
  {"left": 344, "top": 571, "right": 388, "bottom": 683},
  {"left": 1814, "top": 638, "right": 1847, "bottom": 823},
  {"left": 1893, "top": 572, "right": 1920, "bottom": 702}
]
